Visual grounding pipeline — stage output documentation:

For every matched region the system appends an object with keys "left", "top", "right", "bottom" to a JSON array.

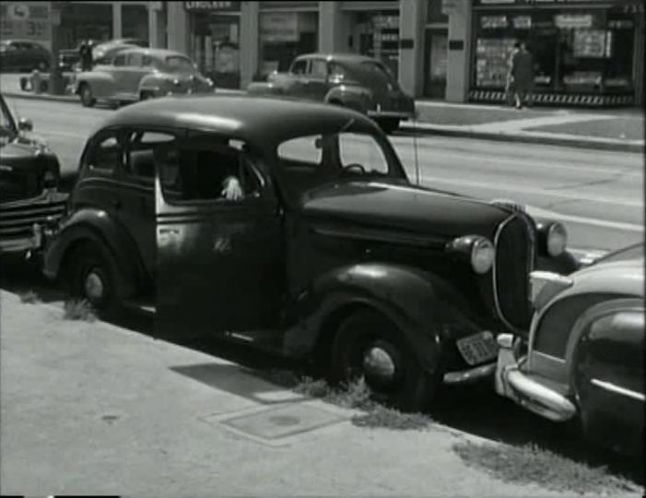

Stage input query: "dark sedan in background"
[
  {"left": 0, "top": 94, "right": 67, "bottom": 256},
  {"left": 248, "top": 53, "right": 416, "bottom": 133},
  {"left": 0, "top": 39, "right": 51, "bottom": 72}
]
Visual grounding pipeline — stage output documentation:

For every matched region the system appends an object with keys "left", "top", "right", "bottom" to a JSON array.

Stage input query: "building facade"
[
  {"left": 5, "top": 1, "right": 641, "bottom": 106},
  {"left": 168, "top": 0, "right": 644, "bottom": 106}
]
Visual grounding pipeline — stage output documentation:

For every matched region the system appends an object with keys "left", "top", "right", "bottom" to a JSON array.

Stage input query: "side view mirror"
[{"left": 18, "top": 118, "right": 33, "bottom": 132}]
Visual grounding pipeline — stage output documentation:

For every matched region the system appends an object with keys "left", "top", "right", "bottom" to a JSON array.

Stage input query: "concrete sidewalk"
[
  {"left": 1, "top": 72, "right": 643, "bottom": 152},
  {"left": 0, "top": 289, "right": 591, "bottom": 497}
]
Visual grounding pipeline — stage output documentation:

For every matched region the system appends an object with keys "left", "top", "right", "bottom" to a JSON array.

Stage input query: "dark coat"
[{"left": 511, "top": 50, "right": 534, "bottom": 91}]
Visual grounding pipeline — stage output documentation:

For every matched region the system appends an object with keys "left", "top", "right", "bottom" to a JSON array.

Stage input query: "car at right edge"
[{"left": 495, "top": 242, "right": 644, "bottom": 456}]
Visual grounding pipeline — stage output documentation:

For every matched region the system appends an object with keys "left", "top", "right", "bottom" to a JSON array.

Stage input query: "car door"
[
  {"left": 110, "top": 53, "right": 130, "bottom": 99},
  {"left": 286, "top": 58, "right": 310, "bottom": 99},
  {"left": 301, "top": 58, "right": 331, "bottom": 101},
  {"left": 116, "top": 52, "right": 147, "bottom": 100},
  {"left": 155, "top": 132, "right": 286, "bottom": 342},
  {"left": 114, "top": 129, "right": 159, "bottom": 280}
]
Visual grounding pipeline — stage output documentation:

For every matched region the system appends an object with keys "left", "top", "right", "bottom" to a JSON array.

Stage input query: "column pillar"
[
  {"left": 445, "top": 0, "right": 471, "bottom": 103},
  {"left": 240, "top": 1, "right": 259, "bottom": 88},
  {"left": 112, "top": 2, "right": 122, "bottom": 39},
  {"left": 148, "top": 4, "right": 158, "bottom": 48},
  {"left": 319, "top": 2, "right": 347, "bottom": 52},
  {"left": 398, "top": 0, "right": 425, "bottom": 97},
  {"left": 167, "top": 1, "right": 188, "bottom": 54}
]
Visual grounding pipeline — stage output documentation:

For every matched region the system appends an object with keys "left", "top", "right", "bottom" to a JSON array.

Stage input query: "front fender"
[
  {"left": 284, "top": 263, "right": 478, "bottom": 375},
  {"left": 43, "top": 208, "right": 145, "bottom": 296},
  {"left": 537, "top": 250, "right": 580, "bottom": 275},
  {"left": 76, "top": 71, "right": 115, "bottom": 98},
  {"left": 324, "top": 85, "right": 372, "bottom": 113}
]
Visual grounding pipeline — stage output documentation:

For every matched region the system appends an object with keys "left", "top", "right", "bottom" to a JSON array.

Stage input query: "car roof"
[
  {"left": 98, "top": 95, "right": 378, "bottom": 145},
  {"left": 295, "top": 53, "right": 383, "bottom": 64},
  {"left": 116, "top": 47, "right": 188, "bottom": 59},
  {"left": 1, "top": 39, "right": 44, "bottom": 46}
]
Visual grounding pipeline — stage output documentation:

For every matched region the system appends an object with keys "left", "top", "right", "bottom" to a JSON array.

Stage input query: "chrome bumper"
[
  {"left": 495, "top": 335, "right": 576, "bottom": 422},
  {"left": 443, "top": 362, "right": 496, "bottom": 384}
]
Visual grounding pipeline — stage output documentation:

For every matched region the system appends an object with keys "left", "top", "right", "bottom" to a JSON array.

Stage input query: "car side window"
[
  {"left": 290, "top": 59, "right": 308, "bottom": 75},
  {"left": 142, "top": 55, "right": 155, "bottom": 68},
  {"left": 113, "top": 54, "right": 126, "bottom": 67},
  {"left": 87, "top": 134, "right": 123, "bottom": 174},
  {"left": 329, "top": 63, "right": 347, "bottom": 80},
  {"left": 125, "top": 131, "right": 175, "bottom": 184},
  {"left": 277, "top": 135, "right": 323, "bottom": 168},
  {"left": 309, "top": 59, "right": 328, "bottom": 79},
  {"left": 158, "top": 136, "right": 263, "bottom": 204},
  {"left": 127, "top": 52, "right": 143, "bottom": 67}
]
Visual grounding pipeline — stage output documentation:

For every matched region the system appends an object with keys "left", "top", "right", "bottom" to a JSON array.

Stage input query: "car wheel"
[
  {"left": 377, "top": 118, "right": 400, "bottom": 134},
  {"left": 79, "top": 83, "right": 96, "bottom": 107},
  {"left": 66, "top": 242, "right": 119, "bottom": 316},
  {"left": 329, "top": 309, "right": 439, "bottom": 412}
]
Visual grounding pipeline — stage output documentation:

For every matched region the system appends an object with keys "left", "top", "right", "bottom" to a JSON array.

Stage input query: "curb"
[
  {"left": 399, "top": 124, "right": 644, "bottom": 154},
  {"left": 4, "top": 90, "right": 642, "bottom": 153}
]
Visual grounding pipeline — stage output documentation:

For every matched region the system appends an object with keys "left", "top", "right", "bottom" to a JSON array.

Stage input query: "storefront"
[
  {"left": 258, "top": 2, "right": 318, "bottom": 77},
  {"left": 423, "top": 0, "right": 449, "bottom": 98},
  {"left": 59, "top": 2, "right": 113, "bottom": 48},
  {"left": 185, "top": 1, "right": 241, "bottom": 89},
  {"left": 470, "top": 0, "right": 645, "bottom": 106}
]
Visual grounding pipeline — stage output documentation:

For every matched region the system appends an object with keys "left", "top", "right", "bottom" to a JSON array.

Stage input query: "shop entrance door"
[{"left": 424, "top": 29, "right": 448, "bottom": 99}]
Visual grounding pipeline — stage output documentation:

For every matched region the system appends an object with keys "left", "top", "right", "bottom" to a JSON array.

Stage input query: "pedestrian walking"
[
  {"left": 84, "top": 40, "right": 94, "bottom": 71},
  {"left": 510, "top": 41, "right": 534, "bottom": 109},
  {"left": 505, "top": 43, "right": 520, "bottom": 107}
]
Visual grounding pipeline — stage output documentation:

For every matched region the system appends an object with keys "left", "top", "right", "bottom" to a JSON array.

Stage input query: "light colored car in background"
[
  {"left": 92, "top": 38, "right": 148, "bottom": 64},
  {"left": 495, "top": 243, "right": 644, "bottom": 456},
  {"left": 73, "top": 48, "right": 215, "bottom": 107}
]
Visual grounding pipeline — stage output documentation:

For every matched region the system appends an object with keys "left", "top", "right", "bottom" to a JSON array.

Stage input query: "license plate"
[{"left": 456, "top": 331, "right": 498, "bottom": 366}]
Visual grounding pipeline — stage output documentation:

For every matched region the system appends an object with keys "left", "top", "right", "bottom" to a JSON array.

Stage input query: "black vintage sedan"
[
  {"left": 496, "top": 243, "right": 644, "bottom": 455},
  {"left": 43, "top": 95, "right": 579, "bottom": 411},
  {"left": 0, "top": 94, "right": 67, "bottom": 256},
  {"left": 247, "top": 53, "right": 415, "bottom": 133}
]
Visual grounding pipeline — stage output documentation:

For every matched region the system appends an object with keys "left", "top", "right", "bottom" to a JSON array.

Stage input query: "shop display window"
[
  {"left": 350, "top": 11, "right": 400, "bottom": 78},
  {"left": 190, "top": 13, "right": 240, "bottom": 89},
  {"left": 258, "top": 11, "right": 318, "bottom": 77},
  {"left": 473, "top": 9, "right": 637, "bottom": 94}
]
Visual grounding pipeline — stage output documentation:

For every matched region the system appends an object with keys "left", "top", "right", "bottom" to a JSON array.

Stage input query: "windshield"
[
  {"left": 596, "top": 243, "right": 644, "bottom": 264},
  {"left": 0, "top": 98, "right": 18, "bottom": 147},
  {"left": 165, "top": 56, "right": 195, "bottom": 74},
  {"left": 276, "top": 130, "right": 404, "bottom": 199}
]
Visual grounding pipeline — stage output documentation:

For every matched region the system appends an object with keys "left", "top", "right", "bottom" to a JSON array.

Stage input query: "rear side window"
[
  {"left": 277, "top": 136, "right": 323, "bottom": 167},
  {"left": 125, "top": 131, "right": 176, "bottom": 183},
  {"left": 87, "top": 135, "right": 122, "bottom": 173},
  {"left": 309, "top": 59, "right": 327, "bottom": 78},
  {"left": 127, "top": 52, "right": 143, "bottom": 67},
  {"left": 290, "top": 60, "right": 307, "bottom": 75},
  {"left": 113, "top": 54, "right": 126, "bottom": 67}
]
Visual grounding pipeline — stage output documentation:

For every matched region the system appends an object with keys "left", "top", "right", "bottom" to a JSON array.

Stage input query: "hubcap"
[
  {"left": 84, "top": 270, "right": 104, "bottom": 302},
  {"left": 362, "top": 345, "right": 397, "bottom": 386}
]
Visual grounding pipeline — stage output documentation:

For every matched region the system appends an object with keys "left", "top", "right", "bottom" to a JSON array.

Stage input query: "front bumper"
[{"left": 495, "top": 336, "right": 576, "bottom": 422}]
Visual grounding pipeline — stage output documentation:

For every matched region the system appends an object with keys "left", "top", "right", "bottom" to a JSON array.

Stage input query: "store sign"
[
  {"left": 260, "top": 13, "right": 299, "bottom": 42},
  {"left": 0, "top": 2, "right": 50, "bottom": 45},
  {"left": 481, "top": 15, "right": 508, "bottom": 29},
  {"left": 554, "top": 14, "right": 592, "bottom": 29},
  {"left": 373, "top": 15, "right": 399, "bottom": 29},
  {"left": 184, "top": 1, "right": 240, "bottom": 12},
  {"left": 512, "top": 16, "right": 531, "bottom": 29}
]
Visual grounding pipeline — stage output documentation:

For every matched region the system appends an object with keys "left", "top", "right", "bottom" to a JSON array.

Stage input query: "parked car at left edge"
[
  {"left": 0, "top": 94, "right": 67, "bottom": 257},
  {"left": 496, "top": 242, "right": 644, "bottom": 456},
  {"left": 73, "top": 48, "right": 215, "bottom": 108},
  {"left": 0, "top": 39, "right": 51, "bottom": 73}
]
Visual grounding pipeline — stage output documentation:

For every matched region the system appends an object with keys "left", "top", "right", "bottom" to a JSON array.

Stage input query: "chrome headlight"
[
  {"left": 447, "top": 235, "right": 496, "bottom": 274},
  {"left": 547, "top": 222, "right": 567, "bottom": 257}
]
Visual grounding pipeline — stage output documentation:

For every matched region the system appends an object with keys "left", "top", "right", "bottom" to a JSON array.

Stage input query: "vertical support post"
[
  {"left": 113, "top": 1, "right": 122, "bottom": 39},
  {"left": 240, "top": 1, "right": 259, "bottom": 88},
  {"left": 398, "top": 0, "right": 425, "bottom": 97},
  {"left": 445, "top": 0, "right": 471, "bottom": 103}
]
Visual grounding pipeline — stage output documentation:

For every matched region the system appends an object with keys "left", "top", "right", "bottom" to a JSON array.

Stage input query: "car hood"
[
  {"left": 300, "top": 180, "right": 511, "bottom": 242},
  {"left": 1, "top": 139, "right": 42, "bottom": 163}
]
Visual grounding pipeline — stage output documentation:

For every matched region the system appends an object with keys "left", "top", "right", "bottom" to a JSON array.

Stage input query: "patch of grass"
[
  {"left": 453, "top": 440, "right": 641, "bottom": 495},
  {"left": 292, "top": 375, "right": 433, "bottom": 430},
  {"left": 18, "top": 290, "right": 41, "bottom": 304},
  {"left": 63, "top": 299, "right": 97, "bottom": 322}
]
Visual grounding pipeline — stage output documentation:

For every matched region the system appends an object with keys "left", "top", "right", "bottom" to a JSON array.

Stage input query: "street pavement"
[
  {"left": 1, "top": 72, "right": 644, "bottom": 152},
  {"left": 4, "top": 95, "right": 643, "bottom": 252},
  {"left": 1, "top": 289, "right": 640, "bottom": 497}
]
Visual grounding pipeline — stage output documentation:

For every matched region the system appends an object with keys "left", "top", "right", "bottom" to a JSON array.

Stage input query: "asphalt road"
[{"left": 5, "top": 96, "right": 643, "bottom": 252}]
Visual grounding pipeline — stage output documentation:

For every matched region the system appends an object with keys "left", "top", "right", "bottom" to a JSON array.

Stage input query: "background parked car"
[
  {"left": 0, "top": 40, "right": 50, "bottom": 73},
  {"left": 496, "top": 243, "right": 644, "bottom": 456},
  {"left": 247, "top": 53, "right": 416, "bottom": 133},
  {"left": 73, "top": 48, "right": 215, "bottom": 108},
  {"left": 0, "top": 94, "right": 67, "bottom": 256},
  {"left": 92, "top": 38, "right": 148, "bottom": 65}
]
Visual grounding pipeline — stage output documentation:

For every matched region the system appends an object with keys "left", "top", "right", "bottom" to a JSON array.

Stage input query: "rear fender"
[
  {"left": 284, "top": 263, "right": 476, "bottom": 375},
  {"left": 324, "top": 85, "right": 372, "bottom": 113},
  {"left": 43, "top": 208, "right": 144, "bottom": 297}
]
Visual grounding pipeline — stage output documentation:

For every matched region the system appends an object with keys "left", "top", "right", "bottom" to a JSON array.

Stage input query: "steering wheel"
[{"left": 341, "top": 163, "right": 366, "bottom": 175}]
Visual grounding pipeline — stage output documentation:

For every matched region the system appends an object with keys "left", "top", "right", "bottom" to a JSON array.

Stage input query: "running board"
[
  {"left": 222, "top": 329, "right": 285, "bottom": 356},
  {"left": 122, "top": 298, "right": 156, "bottom": 315}
]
